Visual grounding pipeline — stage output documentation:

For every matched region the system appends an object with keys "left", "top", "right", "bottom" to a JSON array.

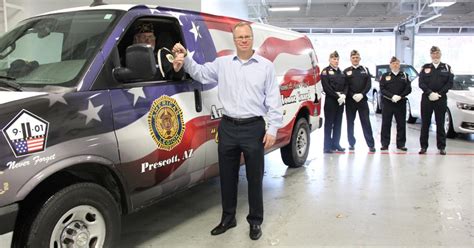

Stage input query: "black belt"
[{"left": 223, "top": 115, "right": 262, "bottom": 125}]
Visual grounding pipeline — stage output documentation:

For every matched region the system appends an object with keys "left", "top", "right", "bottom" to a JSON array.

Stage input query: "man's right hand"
[
  {"left": 172, "top": 43, "right": 187, "bottom": 57},
  {"left": 173, "top": 53, "right": 185, "bottom": 72}
]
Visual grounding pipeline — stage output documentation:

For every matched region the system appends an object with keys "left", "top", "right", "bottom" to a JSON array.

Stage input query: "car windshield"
[
  {"left": 0, "top": 10, "right": 120, "bottom": 89},
  {"left": 453, "top": 75, "right": 474, "bottom": 91}
]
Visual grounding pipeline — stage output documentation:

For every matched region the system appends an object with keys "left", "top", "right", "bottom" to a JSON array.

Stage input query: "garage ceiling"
[{"left": 247, "top": 0, "right": 474, "bottom": 34}]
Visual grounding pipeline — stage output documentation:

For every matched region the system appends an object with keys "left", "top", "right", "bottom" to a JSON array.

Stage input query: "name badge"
[{"left": 329, "top": 70, "right": 334, "bottom": 75}]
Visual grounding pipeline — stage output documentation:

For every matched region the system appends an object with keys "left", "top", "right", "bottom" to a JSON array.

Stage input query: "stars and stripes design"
[{"left": 12, "top": 135, "right": 45, "bottom": 155}]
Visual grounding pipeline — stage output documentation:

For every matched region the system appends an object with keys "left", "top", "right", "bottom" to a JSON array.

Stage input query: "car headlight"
[{"left": 456, "top": 102, "right": 474, "bottom": 110}]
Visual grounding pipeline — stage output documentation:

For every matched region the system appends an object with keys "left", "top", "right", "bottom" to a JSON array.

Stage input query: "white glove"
[
  {"left": 428, "top": 92, "right": 441, "bottom": 101},
  {"left": 391, "top": 95, "right": 402, "bottom": 103},
  {"left": 337, "top": 93, "right": 346, "bottom": 105},
  {"left": 352, "top": 93, "right": 363, "bottom": 102}
]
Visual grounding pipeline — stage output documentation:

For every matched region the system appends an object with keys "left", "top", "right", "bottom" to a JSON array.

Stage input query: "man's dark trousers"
[
  {"left": 346, "top": 97, "right": 374, "bottom": 148},
  {"left": 324, "top": 96, "right": 344, "bottom": 151},
  {"left": 381, "top": 98, "right": 407, "bottom": 148},
  {"left": 218, "top": 117, "right": 266, "bottom": 226},
  {"left": 420, "top": 95, "right": 447, "bottom": 149}
]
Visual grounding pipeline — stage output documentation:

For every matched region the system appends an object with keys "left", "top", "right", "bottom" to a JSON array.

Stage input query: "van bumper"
[
  {"left": 309, "top": 115, "right": 322, "bottom": 132},
  {"left": 0, "top": 203, "right": 18, "bottom": 235}
]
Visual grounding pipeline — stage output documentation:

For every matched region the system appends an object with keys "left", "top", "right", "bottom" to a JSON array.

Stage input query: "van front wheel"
[
  {"left": 13, "top": 183, "right": 120, "bottom": 248},
  {"left": 281, "top": 118, "right": 310, "bottom": 168}
]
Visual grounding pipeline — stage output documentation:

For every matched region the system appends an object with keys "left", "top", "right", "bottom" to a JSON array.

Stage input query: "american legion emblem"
[{"left": 148, "top": 95, "right": 185, "bottom": 151}]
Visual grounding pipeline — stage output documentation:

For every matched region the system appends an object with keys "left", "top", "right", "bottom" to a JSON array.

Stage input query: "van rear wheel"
[
  {"left": 281, "top": 118, "right": 310, "bottom": 168},
  {"left": 12, "top": 183, "right": 120, "bottom": 248}
]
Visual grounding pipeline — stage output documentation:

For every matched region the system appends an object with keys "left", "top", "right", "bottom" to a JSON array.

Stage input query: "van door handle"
[{"left": 194, "top": 89, "right": 202, "bottom": 112}]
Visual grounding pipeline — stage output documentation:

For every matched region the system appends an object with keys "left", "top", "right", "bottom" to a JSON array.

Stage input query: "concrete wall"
[{"left": 201, "top": 0, "right": 248, "bottom": 20}]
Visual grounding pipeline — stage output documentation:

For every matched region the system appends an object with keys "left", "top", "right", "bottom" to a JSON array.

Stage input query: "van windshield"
[{"left": 0, "top": 10, "right": 120, "bottom": 89}]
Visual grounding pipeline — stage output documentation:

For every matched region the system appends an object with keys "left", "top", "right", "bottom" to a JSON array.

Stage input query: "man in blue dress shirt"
[{"left": 173, "top": 22, "right": 283, "bottom": 240}]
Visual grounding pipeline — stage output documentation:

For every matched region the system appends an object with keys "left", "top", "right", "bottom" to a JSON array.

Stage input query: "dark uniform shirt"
[
  {"left": 343, "top": 65, "right": 371, "bottom": 97},
  {"left": 380, "top": 71, "right": 412, "bottom": 99},
  {"left": 321, "top": 66, "right": 347, "bottom": 99},
  {"left": 419, "top": 63, "right": 453, "bottom": 96}
]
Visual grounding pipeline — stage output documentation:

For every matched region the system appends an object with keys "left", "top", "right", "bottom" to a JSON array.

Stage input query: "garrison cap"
[
  {"left": 135, "top": 22, "right": 154, "bottom": 34},
  {"left": 330, "top": 51, "right": 339, "bottom": 58},
  {"left": 350, "top": 50, "right": 360, "bottom": 56},
  {"left": 430, "top": 46, "right": 441, "bottom": 54},
  {"left": 390, "top": 56, "right": 399, "bottom": 63}
]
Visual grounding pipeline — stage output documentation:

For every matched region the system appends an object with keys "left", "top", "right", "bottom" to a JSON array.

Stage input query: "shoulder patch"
[
  {"left": 322, "top": 70, "right": 327, "bottom": 75},
  {"left": 424, "top": 68, "right": 431, "bottom": 74}
]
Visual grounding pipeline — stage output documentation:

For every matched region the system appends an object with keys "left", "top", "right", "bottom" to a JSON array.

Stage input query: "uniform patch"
[
  {"left": 2, "top": 109, "right": 49, "bottom": 157},
  {"left": 385, "top": 76, "right": 391, "bottom": 81},
  {"left": 322, "top": 70, "right": 327, "bottom": 75},
  {"left": 346, "top": 70, "right": 352, "bottom": 76},
  {"left": 166, "top": 54, "right": 175, "bottom": 63},
  {"left": 148, "top": 95, "right": 185, "bottom": 151},
  {"left": 329, "top": 70, "right": 335, "bottom": 75},
  {"left": 424, "top": 68, "right": 431, "bottom": 74}
]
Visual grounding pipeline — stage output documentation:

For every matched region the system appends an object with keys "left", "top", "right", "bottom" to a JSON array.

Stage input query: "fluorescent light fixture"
[
  {"left": 418, "top": 13, "right": 442, "bottom": 25},
  {"left": 269, "top": 7, "right": 300, "bottom": 12},
  {"left": 428, "top": 1, "right": 456, "bottom": 7}
]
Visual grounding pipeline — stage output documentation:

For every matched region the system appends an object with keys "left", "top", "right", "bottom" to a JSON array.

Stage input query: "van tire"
[
  {"left": 373, "top": 91, "right": 382, "bottom": 114},
  {"left": 12, "top": 183, "right": 120, "bottom": 248},
  {"left": 406, "top": 102, "right": 417, "bottom": 124},
  {"left": 281, "top": 118, "right": 310, "bottom": 168}
]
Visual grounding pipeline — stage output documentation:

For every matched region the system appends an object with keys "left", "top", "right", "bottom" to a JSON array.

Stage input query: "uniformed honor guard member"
[
  {"left": 418, "top": 46, "right": 453, "bottom": 155},
  {"left": 133, "top": 22, "right": 184, "bottom": 80},
  {"left": 379, "top": 56, "right": 412, "bottom": 151},
  {"left": 343, "top": 50, "right": 376, "bottom": 152},
  {"left": 321, "top": 51, "right": 347, "bottom": 153}
]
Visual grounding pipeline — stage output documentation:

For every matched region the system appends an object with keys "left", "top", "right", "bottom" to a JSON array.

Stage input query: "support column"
[{"left": 395, "top": 24, "right": 415, "bottom": 65}]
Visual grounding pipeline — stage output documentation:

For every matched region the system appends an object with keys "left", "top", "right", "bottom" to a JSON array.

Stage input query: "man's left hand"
[
  {"left": 173, "top": 53, "right": 185, "bottom": 72},
  {"left": 263, "top": 133, "right": 276, "bottom": 149}
]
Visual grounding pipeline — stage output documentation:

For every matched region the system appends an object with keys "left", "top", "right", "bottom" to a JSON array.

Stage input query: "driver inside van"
[{"left": 133, "top": 22, "right": 184, "bottom": 80}]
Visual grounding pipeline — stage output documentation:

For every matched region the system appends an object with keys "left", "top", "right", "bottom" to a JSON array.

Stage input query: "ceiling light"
[
  {"left": 269, "top": 7, "right": 300, "bottom": 12},
  {"left": 428, "top": 1, "right": 456, "bottom": 7},
  {"left": 418, "top": 14, "right": 442, "bottom": 25}
]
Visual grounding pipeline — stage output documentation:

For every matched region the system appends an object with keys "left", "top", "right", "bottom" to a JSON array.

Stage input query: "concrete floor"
[{"left": 1, "top": 113, "right": 473, "bottom": 247}]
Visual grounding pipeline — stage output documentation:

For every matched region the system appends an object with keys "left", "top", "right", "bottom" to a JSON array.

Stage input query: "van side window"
[
  {"left": 118, "top": 17, "right": 185, "bottom": 81},
  {"left": 93, "top": 17, "right": 185, "bottom": 90}
]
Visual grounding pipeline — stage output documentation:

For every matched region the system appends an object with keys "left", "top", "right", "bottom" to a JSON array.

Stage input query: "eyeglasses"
[
  {"left": 234, "top": 35, "right": 253, "bottom": 41},
  {"left": 136, "top": 34, "right": 156, "bottom": 41}
]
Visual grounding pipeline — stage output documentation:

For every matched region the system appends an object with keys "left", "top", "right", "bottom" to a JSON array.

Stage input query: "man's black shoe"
[
  {"left": 349, "top": 146, "right": 355, "bottom": 151},
  {"left": 439, "top": 149, "right": 446, "bottom": 155},
  {"left": 249, "top": 224, "right": 262, "bottom": 240},
  {"left": 419, "top": 148, "right": 427, "bottom": 154},
  {"left": 211, "top": 219, "right": 237, "bottom": 236},
  {"left": 397, "top": 147, "right": 408, "bottom": 151},
  {"left": 323, "top": 149, "right": 333, "bottom": 154},
  {"left": 333, "top": 147, "right": 345, "bottom": 152},
  {"left": 369, "top": 147, "right": 376, "bottom": 152},
  {"left": 380, "top": 146, "right": 388, "bottom": 151}
]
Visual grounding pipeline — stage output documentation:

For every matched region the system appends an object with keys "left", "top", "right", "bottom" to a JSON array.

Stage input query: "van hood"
[{"left": 0, "top": 92, "right": 47, "bottom": 105}]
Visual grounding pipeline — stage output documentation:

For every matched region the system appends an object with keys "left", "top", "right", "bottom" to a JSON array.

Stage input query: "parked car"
[
  {"left": 0, "top": 4, "right": 322, "bottom": 247},
  {"left": 445, "top": 74, "right": 474, "bottom": 138},
  {"left": 369, "top": 64, "right": 422, "bottom": 123}
]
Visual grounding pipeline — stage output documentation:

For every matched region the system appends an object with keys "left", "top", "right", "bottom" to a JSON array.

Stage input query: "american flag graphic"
[{"left": 12, "top": 135, "right": 45, "bottom": 155}]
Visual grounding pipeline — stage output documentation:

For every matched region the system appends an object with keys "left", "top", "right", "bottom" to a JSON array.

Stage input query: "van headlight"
[{"left": 457, "top": 102, "right": 474, "bottom": 110}]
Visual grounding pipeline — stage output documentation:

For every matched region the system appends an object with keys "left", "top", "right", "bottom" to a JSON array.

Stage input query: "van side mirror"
[{"left": 113, "top": 44, "right": 156, "bottom": 82}]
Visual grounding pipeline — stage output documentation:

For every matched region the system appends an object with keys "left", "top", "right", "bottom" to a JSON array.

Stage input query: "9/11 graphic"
[{"left": 2, "top": 109, "right": 49, "bottom": 157}]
